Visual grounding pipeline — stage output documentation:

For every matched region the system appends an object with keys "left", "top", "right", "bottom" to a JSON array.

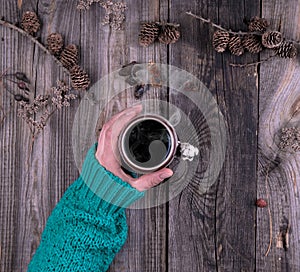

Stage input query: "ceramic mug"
[{"left": 118, "top": 114, "right": 180, "bottom": 174}]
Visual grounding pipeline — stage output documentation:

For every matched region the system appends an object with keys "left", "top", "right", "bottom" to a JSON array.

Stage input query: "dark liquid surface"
[{"left": 125, "top": 119, "right": 171, "bottom": 167}]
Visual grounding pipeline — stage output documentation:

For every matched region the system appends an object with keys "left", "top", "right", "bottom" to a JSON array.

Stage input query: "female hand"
[{"left": 96, "top": 105, "right": 173, "bottom": 192}]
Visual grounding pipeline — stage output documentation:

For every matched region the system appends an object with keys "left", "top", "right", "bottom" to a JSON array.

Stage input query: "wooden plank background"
[{"left": 0, "top": 0, "right": 299, "bottom": 271}]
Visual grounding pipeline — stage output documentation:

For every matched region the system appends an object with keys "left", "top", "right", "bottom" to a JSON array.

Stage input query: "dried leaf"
[
  {"left": 15, "top": 72, "right": 30, "bottom": 83},
  {"left": 17, "top": 0, "right": 23, "bottom": 10},
  {"left": 14, "top": 94, "right": 29, "bottom": 102}
]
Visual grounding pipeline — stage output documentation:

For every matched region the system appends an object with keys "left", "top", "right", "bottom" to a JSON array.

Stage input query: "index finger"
[
  {"left": 107, "top": 104, "right": 142, "bottom": 127},
  {"left": 97, "top": 104, "right": 142, "bottom": 145}
]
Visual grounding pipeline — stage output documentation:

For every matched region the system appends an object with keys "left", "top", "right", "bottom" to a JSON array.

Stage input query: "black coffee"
[{"left": 125, "top": 120, "right": 171, "bottom": 168}]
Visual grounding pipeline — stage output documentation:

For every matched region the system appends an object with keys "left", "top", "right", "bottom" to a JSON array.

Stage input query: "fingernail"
[{"left": 159, "top": 172, "right": 173, "bottom": 179}]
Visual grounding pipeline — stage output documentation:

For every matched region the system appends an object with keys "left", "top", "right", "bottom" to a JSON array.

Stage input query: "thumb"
[{"left": 131, "top": 168, "right": 173, "bottom": 192}]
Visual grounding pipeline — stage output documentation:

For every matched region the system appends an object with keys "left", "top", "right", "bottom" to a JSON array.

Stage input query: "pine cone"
[
  {"left": 70, "top": 65, "right": 90, "bottom": 90},
  {"left": 139, "top": 22, "right": 160, "bottom": 47},
  {"left": 158, "top": 24, "right": 180, "bottom": 44},
  {"left": 46, "top": 33, "right": 64, "bottom": 56},
  {"left": 242, "top": 35, "right": 263, "bottom": 53},
  {"left": 248, "top": 16, "right": 269, "bottom": 32},
  {"left": 262, "top": 31, "right": 283, "bottom": 48},
  {"left": 212, "top": 30, "right": 230, "bottom": 53},
  {"left": 60, "top": 44, "right": 78, "bottom": 70},
  {"left": 21, "top": 11, "right": 41, "bottom": 35},
  {"left": 275, "top": 41, "right": 297, "bottom": 58},
  {"left": 228, "top": 36, "right": 244, "bottom": 56}
]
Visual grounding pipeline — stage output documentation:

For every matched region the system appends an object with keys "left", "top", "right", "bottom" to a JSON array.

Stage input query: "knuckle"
[
  {"left": 149, "top": 178, "right": 159, "bottom": 188},
  {"left": 105, "top": 127, "right": 113, "bottom": 137},
  {"left": 102, "top": 123, "right": 108, "bottom": 131},
  {"left": 130, "top": 180, "right": 144, "bottom": 192}
]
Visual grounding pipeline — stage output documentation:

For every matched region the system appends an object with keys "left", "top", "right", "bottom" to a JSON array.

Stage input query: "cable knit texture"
[{"left": 27, "top": 143, "right": 144, "bottom": 272}]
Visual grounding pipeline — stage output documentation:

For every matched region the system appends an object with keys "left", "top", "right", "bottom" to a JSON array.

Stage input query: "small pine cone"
[
  {"left": 212, "top": 30, "right": 230, "bottom": 53},
  {"left": 158, "top": 24, "right": 180, "bottom": 45},
  {"left": 248, "top": 16, "right": 269, "bottom": 33},
  {"left": 60, "top": 44, "right": 78, "bottom": 69},
  {"left": 262, "top": 31, "right": 283, "bottom": 48},
  {"left": 70, "top": 65, "right": 90, "bottom": 90},
  {"left": 46, "top": 33, "right": 64, "bottom": 56},
  {"left": 21, "top": 11, "right": 41, "bottom": 35},
  {"left": 242, "top": 35, "right": 263, "bottom": 53},
  {"left": 228, "top": 36, "right": 244, "bottom": 56},
  {"left": 275, "top": 41, "right": 297, "bottom": 58},
  {"left": 139, "top": 22, "right": 160, "bottom": 47}
]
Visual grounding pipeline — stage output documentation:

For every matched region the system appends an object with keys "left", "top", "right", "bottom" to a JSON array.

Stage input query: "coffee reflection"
[
  {"left": 119, "top": 114, "right": 178, "bottom": 174},
  {"left": 126, "top": 120, "right": 171, "bottom": 167}
]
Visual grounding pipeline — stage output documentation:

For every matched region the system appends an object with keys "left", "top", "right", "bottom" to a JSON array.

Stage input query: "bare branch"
[
  {"left": 230, "top": 55, "right": 276, "bottom": 67},
  {"left": 186, "top": 11, "right": 300, "bottom": 45},
  {"left": 186, "top": 11, "right": 261, "bottom": 35},
  {"left": 0, "top": 18, "right": 70, "bottom": 75}
]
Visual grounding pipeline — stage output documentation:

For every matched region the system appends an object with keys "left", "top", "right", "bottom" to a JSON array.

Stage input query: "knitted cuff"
[{"left": 80, "top": 143, "right": 145, "bottom": 214}]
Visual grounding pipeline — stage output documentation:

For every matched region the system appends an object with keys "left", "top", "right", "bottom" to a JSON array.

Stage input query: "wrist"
[{"left": 80, "top": 143, "right": 145, "bottom": 214}]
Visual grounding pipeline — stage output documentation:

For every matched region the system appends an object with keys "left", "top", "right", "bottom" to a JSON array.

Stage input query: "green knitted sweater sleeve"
[{"left": 27, "top": 143, "right": 145, "bottom": 272}]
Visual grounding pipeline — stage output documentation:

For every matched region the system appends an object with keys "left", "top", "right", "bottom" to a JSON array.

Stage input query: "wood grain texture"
[
  {"left": 0, "top": 0, "right": 300, "bottom": 272},
  {"left": 100, "top": 0, "right": 170, "bottom": 271},
  {"left": 257, "top": 0, "right": 300, "bottom": 271},
  {"left": 1, "top": 1, "right": 80, "bottom": 271},
  {"left": 168, "top": 0, "right": 260, "bottom": 271},
  {"left": 1, "top": 0, "right": 169, "bottom": 272}
]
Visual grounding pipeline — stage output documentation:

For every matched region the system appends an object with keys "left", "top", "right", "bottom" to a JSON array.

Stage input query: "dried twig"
[
  {"left": 17, "top": 81, "right": 77, "bottom": 137},
  {"left": 77, "top": 0, "right": 127, "bottom": 30},
  {"left": 186, "top": 11, "right": 261, "bottom": 36},
  {"left": 186, "top": 11, "right": 300, "bottom": 45},
  {"left": 0, "top": 18, "right": 70, "bottom": 75},
  {"left": 265, "top": 205, "right": 273, "bottom": 256},
  {"left": 230, "top": 54, "right": 276, "bottom": 67},
  {"left": 264, "top": 167, "right": 273, "bottom": 257}
]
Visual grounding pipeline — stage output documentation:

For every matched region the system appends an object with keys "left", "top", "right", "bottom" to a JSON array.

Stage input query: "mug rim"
[{"left": 118, "top": 114, "right": 178, "bottom": 174}]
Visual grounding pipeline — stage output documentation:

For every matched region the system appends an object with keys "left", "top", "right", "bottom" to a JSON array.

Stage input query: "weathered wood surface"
[
  {"left": 257, "top": 1, "right": 300, "bottom": 271},
  {"left": 168, "top": 0, "right": 260, "bottom": 271},
  {"left": 0, "top": 0, "right": 299, "bottom": 272}
]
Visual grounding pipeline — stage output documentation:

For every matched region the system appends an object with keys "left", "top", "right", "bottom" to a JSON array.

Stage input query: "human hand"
[{"left": 96, "top": 105, "right": 173, "bottom": 192}]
